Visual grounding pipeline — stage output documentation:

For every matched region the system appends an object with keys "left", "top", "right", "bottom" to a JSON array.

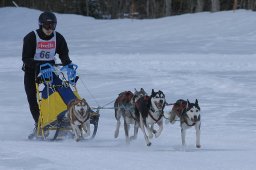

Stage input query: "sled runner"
[{"left": 31, "top": 63, "right": 99, "bottom": 140}]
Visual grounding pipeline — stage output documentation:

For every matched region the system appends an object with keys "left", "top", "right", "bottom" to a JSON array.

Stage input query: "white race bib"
[{"left": 34, "top": 31, "right": 56, "bottom": 61}]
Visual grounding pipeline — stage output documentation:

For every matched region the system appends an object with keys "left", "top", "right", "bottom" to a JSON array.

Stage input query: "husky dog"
[
  {"left": 68, "top": 98, "right": 91, "bottom": 141},
  {"left": 135, "top": 89, "right": 166, "bottom": 146},
  {"left": 114, "top": 88, "right": 148, "bottom": 144},
  {"left": 114, "top": 91, "right": 135, "bottom": 144},
  {"left": 168, "top": 99, "right": 201, "bottom": 148}
]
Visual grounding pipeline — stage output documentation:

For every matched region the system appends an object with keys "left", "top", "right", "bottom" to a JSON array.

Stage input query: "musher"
[{"left": 22, "top": 11, "right": 73, "bottom": 138}]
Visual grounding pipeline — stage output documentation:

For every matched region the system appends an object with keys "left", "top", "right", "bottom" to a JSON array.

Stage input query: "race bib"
[{"left": 34, "top": 31, "right": 56, "bottom": 61}]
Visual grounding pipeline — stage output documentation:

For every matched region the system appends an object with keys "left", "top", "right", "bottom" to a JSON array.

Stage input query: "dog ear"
[
  {"left": 141, "top": 88, "right": 146, "bottom": 93},
  {"left": 151, "top": 89, "right": 154, "bottom": 95},
  {"left": 195, "top": 99, "right": 200, "bottom": 110},
  {"left": 187, "top": 99, "right": 190, "bottom": 107},
  {"left": 67, "top": 99, "right": 76, "bottom": 110},
  {"left": 195, "top": 99, "right": 198, "bottom": 105},
  {"left": 134, "top": 88, "right": 137, "bottom": 92},
  {"left": 142, "top": 88, "right": 147, "bottom": 95},
  {"left": 81, "top": 98, "right": 86, "bottom": 104},
  {"left": 160, "top": 90, "right": 165, "bottom": 98}
]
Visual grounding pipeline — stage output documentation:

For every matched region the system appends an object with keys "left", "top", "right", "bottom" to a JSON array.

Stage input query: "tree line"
[{"left": 1, "top": 0, "right": 256, "bottom": 19}]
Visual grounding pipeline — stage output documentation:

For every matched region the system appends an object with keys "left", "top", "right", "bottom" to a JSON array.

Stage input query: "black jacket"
[{"left": 22, "top": 29, "right": 72, "bottom": 72}]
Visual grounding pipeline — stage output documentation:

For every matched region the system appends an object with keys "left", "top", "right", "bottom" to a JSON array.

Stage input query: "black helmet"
[{"left": 38, "top": 12, "right": 57, "bottom": 30}]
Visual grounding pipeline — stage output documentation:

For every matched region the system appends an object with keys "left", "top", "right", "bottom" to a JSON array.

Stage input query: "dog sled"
[{"left": 30, "top": 63, "right": 100, "bottom": 141}]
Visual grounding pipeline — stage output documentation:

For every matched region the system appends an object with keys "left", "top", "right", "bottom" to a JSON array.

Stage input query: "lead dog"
[
  {"left": 68, "top": 98, "right": 91, "bottom": 141},
  {"left": 168, "top": 99, "right": 201, "bottom": 148},
  {"left": 135, "top": 89, "right": 166, "bottom": 146},
  {"left": 114, "top": 88, "right": 148, "bottom": 144}
]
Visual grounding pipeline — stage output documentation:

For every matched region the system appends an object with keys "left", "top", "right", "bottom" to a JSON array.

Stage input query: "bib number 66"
[{"left": 40, "top": 51, "right": 50, "bottom": 59}]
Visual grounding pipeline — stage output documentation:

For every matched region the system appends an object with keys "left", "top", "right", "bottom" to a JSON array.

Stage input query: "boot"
[{"left": 28, "top": 123, "right": 38, "bottom": 140}]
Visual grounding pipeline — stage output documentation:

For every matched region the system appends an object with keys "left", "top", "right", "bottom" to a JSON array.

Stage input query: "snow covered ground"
[{"left": 0, "top": 7, "right": 256, "bottom": 170}]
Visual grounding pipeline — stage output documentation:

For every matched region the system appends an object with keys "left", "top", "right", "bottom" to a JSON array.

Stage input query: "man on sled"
[{"left": 22, "top": 11, "right": 73, "bottom": 139}]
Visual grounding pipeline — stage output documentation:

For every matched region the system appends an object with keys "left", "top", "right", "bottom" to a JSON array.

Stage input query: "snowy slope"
[{"left": 0, "top": 7, "right": 256, "bottom": 170}]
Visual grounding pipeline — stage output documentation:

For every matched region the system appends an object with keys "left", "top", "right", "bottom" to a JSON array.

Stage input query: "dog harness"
[{"left": 149, "top": 106, "right": 164, "bottom": 123}]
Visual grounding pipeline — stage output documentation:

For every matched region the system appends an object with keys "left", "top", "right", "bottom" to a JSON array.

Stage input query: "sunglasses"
[{"left": 42, "top": 22, "right": 56, "bottom": 30}]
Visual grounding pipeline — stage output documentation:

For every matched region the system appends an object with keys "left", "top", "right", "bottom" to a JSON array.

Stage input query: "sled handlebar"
[
  {"left": 60, "top": 64, "right": 78, "bottom": 86},
  {"left": 39, "top": 63, "right": 55, "bottom": 84}
]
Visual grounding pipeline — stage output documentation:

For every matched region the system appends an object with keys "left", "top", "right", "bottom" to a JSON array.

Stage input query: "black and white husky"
[
  {"left": 114, "top": 88, "right": 147, "bottom": 144},
  {"left": 168, "top": 99, "right": 201, "bottom": 148},
  {"left": 135, "top": 89, "right": 166, "bottom": 146}
]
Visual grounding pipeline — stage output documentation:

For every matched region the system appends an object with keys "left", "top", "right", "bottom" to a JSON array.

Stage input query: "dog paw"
[
  {"left": 130, "top": 136, "right": 136, "bottom": 140},
  {"left": 125, "top": 139, "right": 130, "bottom": 145},
  {"left": 155, "top": 132, "right": 161, "bottom": 138},
  {"left": 147, "top": 142, "right": 152, "bottom": 147},
  {"left": 196, "top": 145, "right": 201, "bottom": 148},
  {"left": 84, "top": 132, "right": 90, "bottom": 137}
]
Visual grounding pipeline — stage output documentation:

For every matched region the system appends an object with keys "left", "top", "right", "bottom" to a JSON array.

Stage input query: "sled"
[{"left": 31, "top": 63, "right": 99, "bottom": 141}]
